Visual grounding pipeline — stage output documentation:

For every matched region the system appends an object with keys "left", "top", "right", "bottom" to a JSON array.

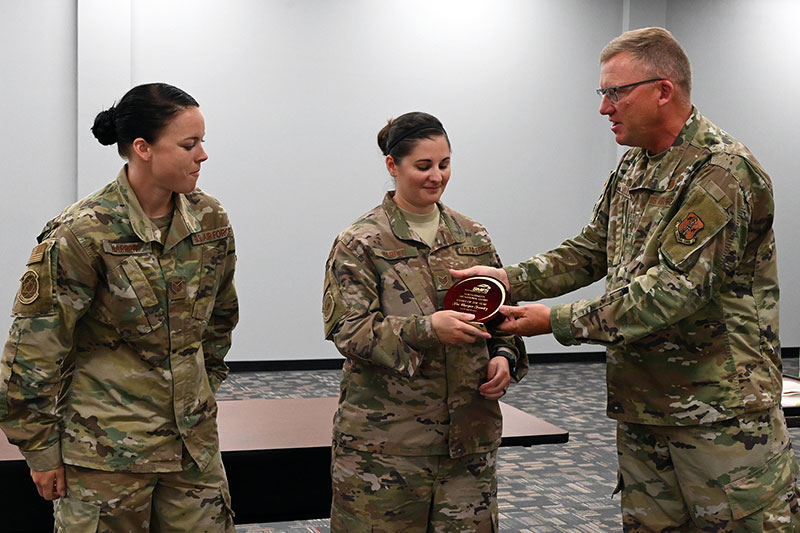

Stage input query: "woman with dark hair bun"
[
  {"left": 0, "top": 83, "right": 238, "bottom": 532},
  {"left": 323, "top": 111, "right": 528, "bottom": 531}
]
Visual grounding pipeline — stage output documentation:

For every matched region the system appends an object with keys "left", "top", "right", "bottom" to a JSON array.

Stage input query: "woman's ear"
[
  {"left": 385, "top": 155, "right": 397, "bottom": 178},
  {"left": 131, "top": 138, "right": 151, "bottom": 162}
]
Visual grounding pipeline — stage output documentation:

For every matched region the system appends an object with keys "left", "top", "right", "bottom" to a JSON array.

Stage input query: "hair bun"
[{"left": 91, "top": 107, "right": 118, "bottom": 145}]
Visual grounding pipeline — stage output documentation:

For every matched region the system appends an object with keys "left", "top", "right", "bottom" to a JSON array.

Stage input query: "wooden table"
[{"left": 1, "top": 397, "right": 568, "bottom": 530}]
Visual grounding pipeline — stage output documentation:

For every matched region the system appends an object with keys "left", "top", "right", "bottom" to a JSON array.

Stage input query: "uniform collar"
[
  {"left": 115, "top": 166, "right": 203, "bottom": 249},
  {"left": 625, "top": 107, "right": 702, "bottom": 191},
  {"left": 381, "top": 191, "right": 465, "bottom": 248}
]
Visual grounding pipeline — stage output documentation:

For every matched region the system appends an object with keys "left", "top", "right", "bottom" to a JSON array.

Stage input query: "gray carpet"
[{"left": 220, "top": 356, "right": 800, "bottom": 532}]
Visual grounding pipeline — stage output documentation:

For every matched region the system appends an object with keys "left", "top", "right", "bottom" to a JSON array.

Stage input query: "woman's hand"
[
  {"left": 431, "top": 310, "right": 492, "bottom": 345},
  {"left": 30, "top": 466, "right": 66, "bottom": 500},
  {"left": 480, "top": 356, "right": 511, "bottom": 400},
  {"left": 449, "top": 266, "right": 509, "bottom": 291}
]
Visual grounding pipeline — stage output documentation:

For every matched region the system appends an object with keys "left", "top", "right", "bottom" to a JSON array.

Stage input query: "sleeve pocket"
[
  {"left": 659, "top": 186, "right": 731, "bottom": 272},
  {"left": 12, "top": 241, "right": 57, "bottom": 317}
]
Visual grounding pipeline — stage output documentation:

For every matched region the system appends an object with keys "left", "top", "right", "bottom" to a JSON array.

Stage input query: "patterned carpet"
[{"left": 221, "top": 356, "right": 800, "bottom": 533}]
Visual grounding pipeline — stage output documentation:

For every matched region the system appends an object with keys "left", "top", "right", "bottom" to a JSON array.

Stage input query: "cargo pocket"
[
  {"left": 723, "top": 447, "right": 799, "bottom": 520},
  {"left": 53, "top": 496, "right": 100, "bottom": 533}
]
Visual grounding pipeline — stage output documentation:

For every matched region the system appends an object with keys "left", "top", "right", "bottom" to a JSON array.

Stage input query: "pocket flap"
[{"left": 724, "top": 447, "right": 799, "bottom": 520}]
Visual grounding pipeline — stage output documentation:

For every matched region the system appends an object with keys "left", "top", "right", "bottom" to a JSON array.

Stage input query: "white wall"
[
  {"left": 0, "top": 1, "right": 76, "bottom": 310},
  {"left": 1, "top": 0, "right": 797, "bottom": 361}
]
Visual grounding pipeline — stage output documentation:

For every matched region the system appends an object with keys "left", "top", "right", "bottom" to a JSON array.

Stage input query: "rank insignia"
[
  {"left": 168, "top": 276, "right": 187, "bottom": 300},
  {"left": 675, "top": 212, "right": 704, "bottom": 245},
  {"left": 17, "top": 270, "right": 40, "bottom": 305}
]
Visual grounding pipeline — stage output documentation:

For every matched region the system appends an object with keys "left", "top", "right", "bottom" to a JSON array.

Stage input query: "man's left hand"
[{"left": 495, "top": 304, "right": 553, "bottom": 336}]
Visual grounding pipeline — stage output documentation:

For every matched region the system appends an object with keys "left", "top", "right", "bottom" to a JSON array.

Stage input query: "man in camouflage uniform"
[
  {"left": 323, "top": 191, "right": 528, "bottom": 532},
  {"left": 0, "top": 166, "right": 238, "bottom": 531},
  {"left": 456, "top": 28, "right": 799, "bottom": 531}
]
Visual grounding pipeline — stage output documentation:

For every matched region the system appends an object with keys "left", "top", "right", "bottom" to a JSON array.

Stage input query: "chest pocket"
[
  {"left": 105, "top": 256, "right": 165, "bottom": 338},
  {"left": 371, "top": 246, "right": 430, "bottom": 315},
  {"left": 611, "top": 181, "right": 677, "bottom": 267},
  {"left": 192, "top": 240, "right": 228, "bottom": 321}
]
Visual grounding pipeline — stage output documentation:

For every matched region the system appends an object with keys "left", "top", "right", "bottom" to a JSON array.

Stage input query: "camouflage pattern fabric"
[
  {"left": 616, "top": 405, "right": 800, "bottom": 531},
  {"left": 505, "top": 108, "right": 782, "bottom": 427},
  {"left": 323, "top": 192, "right": 528, "bottom": 458},
  {"left": 0, "top": 166, "right": 238, "bottom": 475},
  {"left": 54, "top": 449, "right": 234, "bottom": 532},
  {"left": 331, "top": 442, "right": 497, "bottom": 532}
]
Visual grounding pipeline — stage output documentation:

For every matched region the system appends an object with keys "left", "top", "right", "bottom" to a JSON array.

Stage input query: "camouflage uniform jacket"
[
  {"left": 323, "top": 192, "right": 528, "bottom": 458},
  {"left": 506, "top": 108, "right": 781, "bottom": 426},
  {"left": 0, "top": 167, "right": 238, "bottom": 473}
]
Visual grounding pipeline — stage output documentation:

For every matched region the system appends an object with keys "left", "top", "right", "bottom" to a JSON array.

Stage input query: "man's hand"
[
  {"left": 30, "top": 466, "right": 66, "bottom": 500},
  {"left": 449, "top": 266, "right": 509, "bottom": 291},
  {"left": 496, "top": 304, "right": 553, "bottom": 336},
  {"left": 432, "top": 310, "right": 492, "bottom": 345}
]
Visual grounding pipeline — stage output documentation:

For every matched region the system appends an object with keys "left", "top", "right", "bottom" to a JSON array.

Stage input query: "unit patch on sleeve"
[
  {"left": 17, "top": 270, "right": 40, "bottom": 305},
  {"left": 674, "top": 212, "right": 704, "bottom": 245}
]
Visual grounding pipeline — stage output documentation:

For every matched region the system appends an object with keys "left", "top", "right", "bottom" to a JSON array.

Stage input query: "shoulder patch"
[
  {"left": 192, "top": 226, "right": 233, "bottom": 245},
  {"left": 17, "top": 270, "right": 40, "bottom": 304},
  {"left": 27, "top": 243, "right": 48, "bottom": 265},
  {"left": 674, "top": 212, "right": 704, "bottom": 245}
]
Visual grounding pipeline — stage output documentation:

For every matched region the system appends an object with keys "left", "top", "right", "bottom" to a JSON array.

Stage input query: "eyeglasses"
[{"left": 596, "top": 78, "right": 664, "bottom": 103}]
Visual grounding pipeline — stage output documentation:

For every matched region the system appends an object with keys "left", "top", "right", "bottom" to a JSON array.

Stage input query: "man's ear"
[
  {"left": 131, "top": 138, "right": 151, "bottom": 161},
  {"left": 657, "top": 79, "right": 676, "bottom": 107}
]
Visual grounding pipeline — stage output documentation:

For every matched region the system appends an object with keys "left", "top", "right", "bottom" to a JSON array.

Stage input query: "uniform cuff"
[
  {"left": 551, "top": 304, "right": 579, "bottom": 346},
  {"left": 22, "top": 442, "right": 62, "bottom": 472},
  {"left": 504, "top": 265, "right": 528, "bottom": 302},
  {"left": 403, "top": 315, "right": 440, "bottom": 350}
]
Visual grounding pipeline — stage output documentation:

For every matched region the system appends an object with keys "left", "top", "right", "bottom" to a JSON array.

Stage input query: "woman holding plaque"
[
  {"left": 322, "top": 111, "right": 528, "bottom": 532},
  {"left": 0, "top": 83, "right": 237, "bottom": 531}
]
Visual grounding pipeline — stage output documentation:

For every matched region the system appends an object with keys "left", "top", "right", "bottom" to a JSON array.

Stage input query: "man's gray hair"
[{"left": 601, "top": 27, "right": 692, "bottom": 99}]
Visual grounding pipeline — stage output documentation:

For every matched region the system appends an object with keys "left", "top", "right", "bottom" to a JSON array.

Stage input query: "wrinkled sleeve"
[
  {"left": 505, "top": 172, "right": 613, "bottom": 302},
  {"left": 483, "top": 244, "right": 529, "bottom": 382},
  {"left": 550, "top": 165, "right": 746, "bottom": 347},
  {"left": 0, "top": 226, "right": 96, "bottom": 471},
  {"left": 203, "top": 229, "right": 238, "bottom": 394},
  {"left": 322, "top": 238, "right": 439, "bottom": 378}
]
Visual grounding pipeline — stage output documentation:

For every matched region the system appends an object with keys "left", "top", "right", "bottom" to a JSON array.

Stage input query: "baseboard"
[{"left": 228, "top": 347, "right": 799, "bottom": 373}]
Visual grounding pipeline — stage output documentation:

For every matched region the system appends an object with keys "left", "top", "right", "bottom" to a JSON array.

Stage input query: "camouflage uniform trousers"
[
  {"left": 331, "top": 442, "right": 498, "bottom": 532},
  {"left": 53, "top": 448, "right": 235, "bottom": 532},
  {"left": 616, "top": 405, "right": 800, "bottom": 532}
]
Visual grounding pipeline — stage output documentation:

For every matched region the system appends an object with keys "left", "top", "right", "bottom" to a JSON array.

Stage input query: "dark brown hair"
[
  {"left": 91, "top": 83, "right": 199, "bottom": 157},
  {"left": 377, "top": 112, "right": 450, "bottom": 164}
]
